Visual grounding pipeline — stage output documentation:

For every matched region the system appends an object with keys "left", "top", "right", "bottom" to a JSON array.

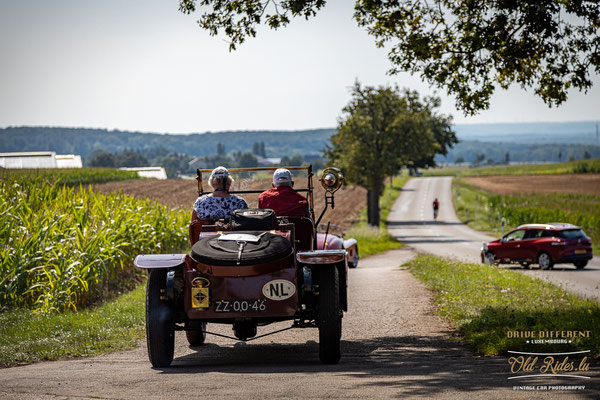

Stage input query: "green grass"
[
  {"left": 408, "top": 255, "right": 600, "bottom": 356},
  {"left": 347, "top": 176, "right": 409, "bottom": 257},
  {"left": 423, "top": 158, "right": 600, "bottom": 177},
  {"left": 452, "top": 178, "right": 600, "bottom": 254},
  {"left": 0, "top": 282, "right": 146, "bottom": 368},
  {"left": 0, "top": 168, "right": 140, "bottom": 186}
]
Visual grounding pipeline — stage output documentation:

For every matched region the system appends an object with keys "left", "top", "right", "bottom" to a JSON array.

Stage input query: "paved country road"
[
  {"left": 1, "top": 181, "right": 598, "bottom": 399},
  {"left": 3, "top": 251, "right": 597, "bottom": 399},
  {"left": 388, "top": 177, "right": 600, "bottom": 300}
]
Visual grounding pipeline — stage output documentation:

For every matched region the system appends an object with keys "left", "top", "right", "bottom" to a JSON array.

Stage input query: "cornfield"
[
  {"left": 0, "top": 168, "right": 139, "bottom": 186},
  {"left": 0, "top": 178, "right": 188, "bottom": 313},
  {"left": 488, "top": 193, "right": 600, "bottom": 243}
]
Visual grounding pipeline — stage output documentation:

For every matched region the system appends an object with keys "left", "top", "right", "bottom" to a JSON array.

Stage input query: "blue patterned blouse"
[{"left": 192, "top": 194, "right": 248, "bottom": 220}]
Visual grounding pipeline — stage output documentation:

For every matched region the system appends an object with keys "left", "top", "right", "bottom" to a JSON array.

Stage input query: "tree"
[
  {"left": 473, "top": 153, "right": 486, "bottom": 166},
  {"left": 178, "top": 0, "right": 600, "bottom": 114},
  {"left": 325, "top": 82, "right": 452, "bottom": 226},
  {"left": 455, "top": 156, "right": 465, "bottom": 164},
  {"left": 88, "top": 149, "right": 116, "bottom": 167},
  {"left": 116, "top": 151, "right": 149, "bottom": 167},
  {"left": 504, "top": 152, "right": 510, "bottom": 165},
  {"left": 252, "top": 141, "right": 266, "bottom": 157},
  {"left": 216, "top": 142, "right": 225, "bottom": 155},
  {"left": 237, "top": 152, "right": 259, "bottom": 167}
]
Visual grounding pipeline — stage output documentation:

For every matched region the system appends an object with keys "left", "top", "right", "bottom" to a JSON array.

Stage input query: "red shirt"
[{"left": 258, "top": 186, "right": 308, "bottom": 217}]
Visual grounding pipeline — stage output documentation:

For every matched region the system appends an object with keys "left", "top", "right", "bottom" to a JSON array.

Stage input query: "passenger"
[
  {"left": 259, "top": 168, "right": 309, "bottom": 217},
  {"left": 191, "top": 166, "right": 248, "bottom": 222}
]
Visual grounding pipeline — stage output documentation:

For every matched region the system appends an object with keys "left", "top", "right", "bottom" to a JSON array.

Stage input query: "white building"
[
  {"left": 0, "top": 151, "right": 58, "bottom": 169},
  {"left": 0, "top": 151, "right": 84, "bottom": 169},
  {"left": 55, "top": 154, "right": 83, "bottom": 168},
  {"left": 120, "top": 166, "right": 168, "bottom": 180}
]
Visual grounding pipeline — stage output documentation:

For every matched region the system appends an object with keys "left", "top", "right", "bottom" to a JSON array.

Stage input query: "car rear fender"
[
  {"left": 297, "top": 250, "right": 348, "bottom": 312},
  {"left": 134, "top": 254, "right": 187, "bottom": 270},
  {"left": 343, "top": 238, "right": 357, "bottom": 252}
]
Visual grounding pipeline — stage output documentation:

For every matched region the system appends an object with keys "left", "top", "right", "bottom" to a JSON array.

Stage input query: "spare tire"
[{"left": 190, "top": 231, "right": 293, "bottom": 266}]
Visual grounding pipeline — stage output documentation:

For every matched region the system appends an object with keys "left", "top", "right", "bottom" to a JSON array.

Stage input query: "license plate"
[
  {"left": 214, "top": 299, "right": 266, "bottom": 313},
  {"left": 575, "top": 249, "right": 586, "bottom": 254}
]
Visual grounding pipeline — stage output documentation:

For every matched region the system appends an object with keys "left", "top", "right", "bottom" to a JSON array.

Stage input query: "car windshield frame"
[{"left": 195, "top": 165, "right": 315, "bottom": 222}]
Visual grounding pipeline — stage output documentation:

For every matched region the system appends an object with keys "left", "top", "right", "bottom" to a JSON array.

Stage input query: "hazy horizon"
[{"left": 1, "top": 1, "right": 599, "bottom": 133}]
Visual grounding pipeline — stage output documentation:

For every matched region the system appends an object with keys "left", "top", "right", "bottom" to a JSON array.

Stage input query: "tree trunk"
[{"left": 366, "top": 179, "right": 383, "bottom": 227}]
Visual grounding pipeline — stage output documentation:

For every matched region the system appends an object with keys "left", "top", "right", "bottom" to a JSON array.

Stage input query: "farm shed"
[
  {"left": 55, "top": 154, "right": 83, "bottom": 168},
  {"left": 120, "top": 166, "right": 168, "bottom": 180},
  {"left": 0, "top": 151, "right": 58, "bottom": 169}
]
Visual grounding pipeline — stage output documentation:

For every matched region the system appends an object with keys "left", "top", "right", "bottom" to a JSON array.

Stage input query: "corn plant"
[
  {"left": 0, "top": 178, "right": 188, "bottom": 312},
  {"left": 0, "top": 168, "right": 139, "bottom": 186}
]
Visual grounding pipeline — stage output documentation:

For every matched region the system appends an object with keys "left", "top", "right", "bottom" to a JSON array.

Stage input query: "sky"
[{"left": 0, "top": 0, "right": 599, "bottom": 134}]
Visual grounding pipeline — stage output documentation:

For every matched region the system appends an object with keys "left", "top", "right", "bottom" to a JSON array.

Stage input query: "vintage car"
[
  {"left": 134, "top": 166, "right": 349, "bottom": 367},
  {"left": 316, "top": 223, "right": 359, "bottom": 268},
  {"left": 481, "top": 223, "right": 593, "bottom": 270}
]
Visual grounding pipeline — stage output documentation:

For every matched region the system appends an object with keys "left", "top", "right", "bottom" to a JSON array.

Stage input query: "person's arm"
[{"left": 191, "top": 209, "right": 198, "bottom": 223}]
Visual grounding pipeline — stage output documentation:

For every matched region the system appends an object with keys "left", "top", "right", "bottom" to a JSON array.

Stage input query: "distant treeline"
[
  {"left": 0, "top": 127, "right": 334, "bottom": 160},
  {"left": 2, "top": 126, "right": 598, "bottom": 168},
  {"left": 437, "top": 140, "right": 600, "bottom": 164}
]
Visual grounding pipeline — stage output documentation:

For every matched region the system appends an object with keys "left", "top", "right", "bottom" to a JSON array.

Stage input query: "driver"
[{"left": 258, "top": 168, "right": 309, "bottom": 217}]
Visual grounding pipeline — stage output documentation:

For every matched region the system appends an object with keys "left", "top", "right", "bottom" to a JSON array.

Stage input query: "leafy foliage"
[
  {"left": 325, "top": 82, "right": 454, "bottom": 225},
  {"left": 0, "top": 178, "right": 188, "bottom": 313},
  {"left": 180, "top": 0, "right": 600, "bottom": 113},
  {"left": 179, "top": 0, "right": 326, "bottom": 50}
]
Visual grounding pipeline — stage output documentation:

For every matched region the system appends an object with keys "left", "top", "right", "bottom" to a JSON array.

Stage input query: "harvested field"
[
  {"left": 93, "top": 178, "right": 367, "bottom": 230},
  {"left": 463, "top": 173, "right": 600, "bottom": 196}
]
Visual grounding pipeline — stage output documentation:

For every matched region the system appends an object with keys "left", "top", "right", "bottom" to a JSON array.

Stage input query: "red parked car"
[{"left": 481, "top": 223, "right": 593, "bottom": 270}]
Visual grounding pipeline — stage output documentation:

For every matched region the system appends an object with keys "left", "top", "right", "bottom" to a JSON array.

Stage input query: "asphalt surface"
[
  {"left": 388, "top": 177, "right": 600, "bottom": 300},
  {"left": 1, "top": 178, "right": 598, "bottom": 399}
]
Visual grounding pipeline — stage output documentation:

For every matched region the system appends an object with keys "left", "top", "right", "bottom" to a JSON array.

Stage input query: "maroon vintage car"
[
  {"left": 134, "top": 166, "right": 349, "bottom": 367},
  {"left": 316, "top": 223, "right": 359, "bottom": 268},
  {"left": 481, "top": 223, "right": 593, "bottom": 270}
]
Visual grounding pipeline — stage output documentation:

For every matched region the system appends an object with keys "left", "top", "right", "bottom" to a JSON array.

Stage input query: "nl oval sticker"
[{"left": 262, "top": 279, "right": 296, "bottom": 301}]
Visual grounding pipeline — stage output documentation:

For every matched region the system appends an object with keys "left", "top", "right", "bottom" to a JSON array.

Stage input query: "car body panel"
[{"left": 482, "top": 223, "right": 593, "bottom": 268}]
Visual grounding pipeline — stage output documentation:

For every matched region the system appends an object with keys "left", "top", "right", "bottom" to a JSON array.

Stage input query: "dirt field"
[
  {"left": 463, "top": 173, "right": 600, "bottom": 196},
  {"left": 93, "top": 177, "right": 367, "bottom": 230}
]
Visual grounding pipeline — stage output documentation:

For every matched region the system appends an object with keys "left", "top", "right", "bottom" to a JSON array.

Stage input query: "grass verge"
[
  {"left": 423, "top": 158, "right": 600, "bottom": 177},
  {"left": 0, "top": 281, "right": 146, "bottom": 368},
  {"left": 407, "top": 255, "right": 600, "bottom": 356},
  {"left": 346, "top": 176, "right": 409, "bottom": 257}
]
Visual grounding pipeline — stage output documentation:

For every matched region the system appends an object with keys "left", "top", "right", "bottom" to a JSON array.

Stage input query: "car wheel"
[
  {"left": 538, "top": 252, "right": 554, "bottom": 270},
  {"left": 186, "top": 323, "right": 207, "bottom": 346},
  {"left": 483, "top": 251, "right": 495, "bottom": 265},
  {"left": 520, "top": 262, "right": 530, "bottom": 269},
  {"left": 317, "top": 266, "right": 341, "bottom": 364},
  {"left": 574, "top": 261, "right": 588, "bottom": 269},
  {"left": 146, "top": 269, "right": 175, "bottom": 367},
  {"left": 349, "top": 249, "right": 359, "bottom": 269}
]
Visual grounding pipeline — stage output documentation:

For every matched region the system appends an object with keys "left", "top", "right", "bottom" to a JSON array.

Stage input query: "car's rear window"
[{"left": 557, "top": 229, "right": 586, "bottom": 239}]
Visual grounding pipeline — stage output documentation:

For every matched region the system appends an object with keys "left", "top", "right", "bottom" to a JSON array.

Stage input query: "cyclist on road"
[{"left": 432, "top": 198, "right": 440, "bottom": 221}]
